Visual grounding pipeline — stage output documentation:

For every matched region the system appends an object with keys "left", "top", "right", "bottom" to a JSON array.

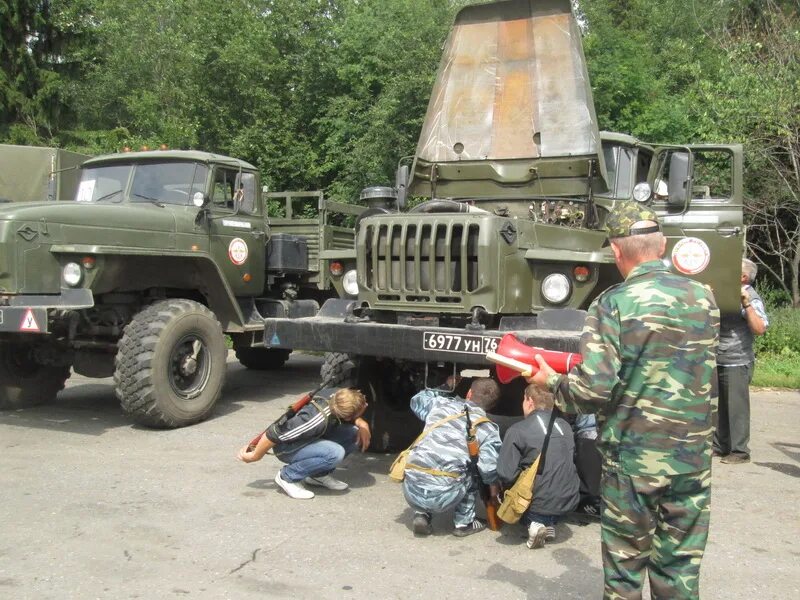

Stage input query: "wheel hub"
[
  {"left": 169, "top": 336, "right": 210, "bottom": 399},
  {"left": 180, "top": 355, "right": 198, "bottom": 376}
]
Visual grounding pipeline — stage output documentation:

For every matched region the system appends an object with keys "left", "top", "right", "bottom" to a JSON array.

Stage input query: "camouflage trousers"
[
  {"left": 403, "top": 476, "right": 478, "bottom": 527},
  {"left": 601, "top": 468, "right": 711, "bottom": 600}
]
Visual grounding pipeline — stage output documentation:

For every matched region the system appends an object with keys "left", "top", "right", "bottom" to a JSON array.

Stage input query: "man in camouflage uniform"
[
  {"left": 529, "top": 202, "right": 720, "bottom": 599},
  {"left": 402, "top": 377, "right": 502, "bottom": 537}
]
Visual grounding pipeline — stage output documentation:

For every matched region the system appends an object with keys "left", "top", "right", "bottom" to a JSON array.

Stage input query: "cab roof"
[{"left": 82, "top": 150, "right": 256, "bottom": 171}]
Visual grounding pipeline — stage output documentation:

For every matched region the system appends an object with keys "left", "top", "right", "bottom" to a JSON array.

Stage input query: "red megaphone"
[{"left": 487, "top": 333, "right": 582, "bottom": 383}]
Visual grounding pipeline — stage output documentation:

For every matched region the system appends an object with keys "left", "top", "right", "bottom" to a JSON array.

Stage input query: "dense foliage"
[{"left": 1, "top": 0, "right": 798, "bottom": 304}]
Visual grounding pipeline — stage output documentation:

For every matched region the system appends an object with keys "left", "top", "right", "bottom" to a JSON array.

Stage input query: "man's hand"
[
  {"left": 237, "top": 445, "right": 257, "bottom": 463},
  {"left": 741, "top": 286, "right": 751, "bottom": 306},
  {"left": 354, "top": 417, "right": 371, "bottom": 451},
  {"left": 525, "top": 354, "right": 556, "bottom": 387},
  {"left": 446, "top": 374, "right": 462, "bottom": 390}
]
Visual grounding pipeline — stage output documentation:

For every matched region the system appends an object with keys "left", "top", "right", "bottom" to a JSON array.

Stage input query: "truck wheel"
[
  {"left": 320, "top": 352, "right": 357, "bottom": 387},
  {"left": 0, "top": 342, "right": 71, "bottom": 409},
  {"left": 114, "top": 299, "right": 227, "bottom": 428},
  {"left": 234, "top": 348, "right": 291, "bottom": 370},
  {"left": 323, "top": 355, "right": 420, "bottom": 453}
]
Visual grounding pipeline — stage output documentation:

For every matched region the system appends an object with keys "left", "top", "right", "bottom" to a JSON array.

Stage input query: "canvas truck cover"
[
  {"left": 410, "top": 0, "right": 607, "bottom": 199},
  {"left": 0, "top": 144, "right": 90, "bottom": 203}
]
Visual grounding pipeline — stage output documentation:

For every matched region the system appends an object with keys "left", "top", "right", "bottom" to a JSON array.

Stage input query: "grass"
[{"left": 752, "top": 351, "right": 800, "bottom": 389}]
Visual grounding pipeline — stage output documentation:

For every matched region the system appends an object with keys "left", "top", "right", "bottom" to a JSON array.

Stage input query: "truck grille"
[{"left": 363, "top": 221, "right": 480, "bottom": 300}]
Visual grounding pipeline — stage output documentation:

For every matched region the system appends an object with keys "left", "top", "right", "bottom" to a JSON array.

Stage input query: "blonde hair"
[
  {"left": 524, "top": 384, "right": 554, "bottom": 411},
  {"left": 330, "top": 388, "right": 367, "bottom": 421}
]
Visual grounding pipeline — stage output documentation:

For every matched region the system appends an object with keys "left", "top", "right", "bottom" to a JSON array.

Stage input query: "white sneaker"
[
  {"left": 275, "top": 471, "right": 314, "bottom": 499},
  {"left": 526, "top": 521, "right": 547, "bottom": 549},
  {"left": 304, "top": 474, "right": 349, "bottom": 491}
]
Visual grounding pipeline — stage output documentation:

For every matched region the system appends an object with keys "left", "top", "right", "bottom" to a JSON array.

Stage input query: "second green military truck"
[
  {"left": 0, "top": 150, "right": 361, "bottom": 426},
  {"left": 262, "top": 0, "right": 745, "bottom": 450}
]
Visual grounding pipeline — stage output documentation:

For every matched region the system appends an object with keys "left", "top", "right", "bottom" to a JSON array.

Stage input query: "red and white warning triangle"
[{"left": 20, "top": 309, "right": 40, "bottom": 332}]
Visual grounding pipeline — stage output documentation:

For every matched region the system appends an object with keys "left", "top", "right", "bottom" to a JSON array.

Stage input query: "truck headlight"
[
  {"left": 541, "top": 273, "right": 570, "bottom": 304},
  {"left": 63, "top": 262, "right": 83, "bottom": 287},
  {"left": 342, "top": 269, "right": 358, "bottom": 296}
]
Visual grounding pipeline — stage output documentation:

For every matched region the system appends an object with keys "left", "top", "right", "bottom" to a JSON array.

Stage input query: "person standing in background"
[{"left": 714, "top": 257, "right": 769, "bottom": 465}]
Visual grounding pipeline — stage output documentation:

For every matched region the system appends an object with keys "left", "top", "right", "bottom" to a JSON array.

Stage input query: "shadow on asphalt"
[
  {"left": 753, "top": 462, "right": 800, "bottom": 479},
  {"left": 0, "top": 354, "right": 327, "bottom": 437},
  {"left": 772, "top": 441, "right": 800, "bottom": 463}
]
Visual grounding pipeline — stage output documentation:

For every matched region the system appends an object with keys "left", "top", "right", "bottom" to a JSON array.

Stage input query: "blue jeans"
[
  {"left": 274, "top": 424, "right": 359, "bottom": 482},
  {"left": 522, "top": 511, "right": 560, "bottom": 528}
]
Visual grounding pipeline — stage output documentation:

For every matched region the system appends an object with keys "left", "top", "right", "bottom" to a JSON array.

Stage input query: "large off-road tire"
[
  {"left": 114, "top": 299, "right": 227, "bottom": 428},
  {"left": 321, "top": 354, "right": 421, "bottom": 453},
  {"left": 320, "top": 352, "right": 357, "bottom": 387},
  {"left": 234, "top": 347, "right": 291, "bottom": 370},
  {"left": 0, "top": 342, "right": 71, "bottom": 410}
]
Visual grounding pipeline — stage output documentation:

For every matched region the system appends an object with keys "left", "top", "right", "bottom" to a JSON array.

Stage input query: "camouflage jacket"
[
  {"left": 547, "top": 260, "right": 720, "bottom": 476},
  {"left": 406, "top": 389, "right": 501, "bottom": 490}
]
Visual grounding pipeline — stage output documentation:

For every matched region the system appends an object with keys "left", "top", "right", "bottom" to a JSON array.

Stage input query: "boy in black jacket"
[
  {"left": 497, "top": 384, "right": 580, "bottom": 548},
  {"left": 237, "top": 387, "right": 370, "bottom": 499}
]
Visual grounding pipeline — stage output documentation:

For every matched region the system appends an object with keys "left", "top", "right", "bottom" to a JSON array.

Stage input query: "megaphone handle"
[{"left": 485, "top": 351, "right": 537, "bottom": 376}]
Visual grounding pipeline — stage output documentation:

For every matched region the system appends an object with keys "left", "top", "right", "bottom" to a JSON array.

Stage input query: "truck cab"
[{"left": 0, "top": 150, "right": 360, "bottom": 427}]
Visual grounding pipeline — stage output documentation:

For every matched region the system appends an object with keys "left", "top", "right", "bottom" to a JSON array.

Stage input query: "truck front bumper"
[
  {"left": 264, "top": 299, "right": 582, "bottom": 365},
  {"left": 0, "top": 288, "right": 94, "bottom": 334}
]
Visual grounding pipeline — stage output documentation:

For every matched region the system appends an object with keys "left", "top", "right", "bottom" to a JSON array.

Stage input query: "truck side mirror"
[
  {"left": 395, "top": 165, "right": 409, "bottom": 209},
  {"left": 668, "top": 152, "right": 690, "bottom": 207}
]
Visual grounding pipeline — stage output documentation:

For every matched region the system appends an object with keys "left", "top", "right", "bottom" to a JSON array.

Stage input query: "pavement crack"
[{"left": 228, "top": 547, "right": 261, "bottom": 575}]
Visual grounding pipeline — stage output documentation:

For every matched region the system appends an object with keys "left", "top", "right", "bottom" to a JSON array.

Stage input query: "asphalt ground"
[{"left": 1, "top": 352, "right": 798, "bottom": 600}]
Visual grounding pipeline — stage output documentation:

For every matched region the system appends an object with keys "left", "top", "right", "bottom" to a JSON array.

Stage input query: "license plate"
[{"left": 422, "top": 332, "right": 500, "bottom": 355}]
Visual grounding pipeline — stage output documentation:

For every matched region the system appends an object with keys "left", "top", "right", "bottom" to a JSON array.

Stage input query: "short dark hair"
[{"left": 469, "top": 378, "right": 500, "bottom": 411}]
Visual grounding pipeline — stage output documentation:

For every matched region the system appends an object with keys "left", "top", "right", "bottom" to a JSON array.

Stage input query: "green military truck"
[
  {"left": 0, "top": 144, "right": 91, "bottom": 203},
  {"left": 263, "top": 0, "right": 745, "bottom": 450},
  {"left": 0, "top": 149, "right": 361, "bottom": 426}
]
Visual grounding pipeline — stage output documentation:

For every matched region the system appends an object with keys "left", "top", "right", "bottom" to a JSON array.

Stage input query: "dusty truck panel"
[
  {"left": 262, "top": 0, "right": 744, "bottom": 452},
  {"left": 412, "top": 0, "right": 606, "bottom": 199},
  {"left": 0, "top": 149, "right": 361, "bottom": 428},
  {"left": 0, "top": 144, "right": 91, "bottom": 203}
]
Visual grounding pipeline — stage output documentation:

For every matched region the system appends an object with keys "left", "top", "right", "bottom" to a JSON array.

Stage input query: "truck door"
[
  {"left": 207, "top": 166, "right": 266, "bottom": 296},
  {"left": 650, "top": 145, "right": 744, "bottom": 314}
]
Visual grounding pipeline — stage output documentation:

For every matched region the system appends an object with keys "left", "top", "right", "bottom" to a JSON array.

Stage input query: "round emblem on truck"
[
  {"left": 671, "top": 237, "right": 711, "bottom": 275},
  {"left": 228, "top": 238, "right": 249, "bottom": 265}
]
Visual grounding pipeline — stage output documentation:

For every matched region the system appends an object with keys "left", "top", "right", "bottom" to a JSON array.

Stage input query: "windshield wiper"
[
  {"left": 93, "top": 189, "right": 123, "bottom": 203},
  {"left": 133, "top": 193, "right": 165, "bottom": 208}
]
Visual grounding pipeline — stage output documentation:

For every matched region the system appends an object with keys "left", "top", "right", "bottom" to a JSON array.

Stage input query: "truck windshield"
[
  {"left": 600, "top": 144, "right": 634, "bottom": 199},
  {"left": 75, "top": 162, "right": 208, "bottom": 205}
]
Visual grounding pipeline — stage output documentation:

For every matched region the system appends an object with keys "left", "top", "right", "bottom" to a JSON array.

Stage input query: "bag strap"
[
  {"left": 468, "top": 416, "right": 491, "bottom": 436},
  {"left": 407, "top": 411, "right": 466, "bottom": 451},
  {"left": 536, "top": 408, "right": 561, "bottom": 475}
]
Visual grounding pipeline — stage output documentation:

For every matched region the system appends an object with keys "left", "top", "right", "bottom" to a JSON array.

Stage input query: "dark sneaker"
[
  {"left": 712, "top": 449, "right": 727, "bottom": 458},
  {"left": 577, "top": 502, "right": 601, "bottom": 519},
  {"left": 545, "top": 526, "right": 556, "bottom": 542},
  {"left": 721, "top": 454, "right": 750, "bottom": 464},
  {"left": 453, "top": 519, "right": 487, "bottom": 537},
  {"left": 412, "top": 512, "right": 432, "bottom": 536}
]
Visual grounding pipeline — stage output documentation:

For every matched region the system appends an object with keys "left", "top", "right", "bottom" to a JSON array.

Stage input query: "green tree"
[
  {"left": 697, "top": 0, "right": 800, "bottom": 306},
  {"left": 0, "top": 0, "right": 93, "bottom": 143}
]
